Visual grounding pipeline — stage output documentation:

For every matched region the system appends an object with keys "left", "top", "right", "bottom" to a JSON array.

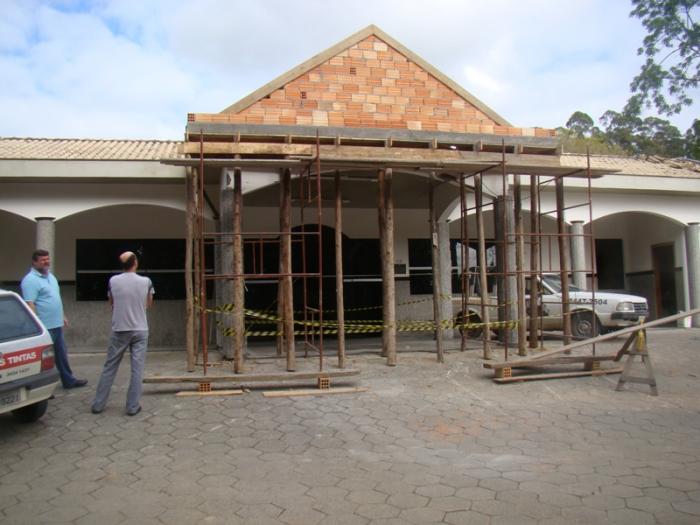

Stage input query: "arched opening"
[
  {"left": 0, "top": 209, "right": 38, "bottom": 292},
  {"left": 590, "top": 211, "right": 686, "bottom": 320}
]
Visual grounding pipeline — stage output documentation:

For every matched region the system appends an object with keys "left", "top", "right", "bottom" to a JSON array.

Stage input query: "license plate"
[{"left": 0, "top": 389, "right": 21, "bottom": 407}]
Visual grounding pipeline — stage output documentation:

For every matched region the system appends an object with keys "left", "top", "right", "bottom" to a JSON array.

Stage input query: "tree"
[
  {"left": 627, "top": 0, "right": 700, "bottom": 116},
  {"left": 565, "top": 111, "right": 596, "bottom": 137},
  {"left": 599, "top": 109, "right": 685, "bottom": 156},
  {"left": 686, "top": 119, "right": 700, "bottom": 158}
]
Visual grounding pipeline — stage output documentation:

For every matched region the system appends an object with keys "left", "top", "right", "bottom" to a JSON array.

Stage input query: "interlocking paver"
[{"left": 1, "top": 330, "right": 700, "bottom": 524}]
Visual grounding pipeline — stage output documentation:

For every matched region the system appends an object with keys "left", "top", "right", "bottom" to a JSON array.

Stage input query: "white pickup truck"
[{"left": 455, "top": 273, "right": 649, "bottom": 339}]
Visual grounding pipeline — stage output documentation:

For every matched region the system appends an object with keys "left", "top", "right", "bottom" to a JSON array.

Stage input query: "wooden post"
[
  {"left": 192, "top": 166, "right": 202, "bottom": 367},
  {"left": 555, "top": 176, "right": 572, "bottom": 345},
  {"left": 378, "top": 168, "right": 397, "bottom": 366},
  {"left": 185, "top": 167, "right": 196, "bottom": 372},
  {"left": 429, "top": 174, "right": 445, "bottom": 363},
  {"left": 459, "top": 174, "right": 468, "bottom": 353},
  {"left": 232, "top": 168, "right": 245, "bottom": 372},
  {"left": 529, "top": 174, "right": 540, "bottom": 349},
  {"left": 514, "top": 175, "right": 527, "bottom": 356},
  {"left": 276, "top": 170, "right": 284, "bottom": 357},
  {"left": 219, "top": 171, "right": 235, "bottom": 360},
  {"left": 474, "top": 173, "right": 492, "bottom": 360},
  {"left": 335, "top": 171, "right": 346, "bottom": 368},
  {"left": 280, "top": 168, "right": 295, "bottom": 371}
]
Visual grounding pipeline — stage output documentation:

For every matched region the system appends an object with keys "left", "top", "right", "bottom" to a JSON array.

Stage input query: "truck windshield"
[{"left": 542, "top": 275, "right": 582, "bottom": 293}]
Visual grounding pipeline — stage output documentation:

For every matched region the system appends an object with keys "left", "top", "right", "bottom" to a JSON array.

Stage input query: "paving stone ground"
[{"left": 2, "top": 328, "right": 700, "bottom": 524}]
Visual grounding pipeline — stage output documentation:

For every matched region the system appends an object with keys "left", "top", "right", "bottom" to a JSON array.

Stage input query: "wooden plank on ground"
[
  {"left": 175, "top": 389, "right": 244, "bottom": 397},
  {"left": 493, "top": 355, "right": 617, "bottom": 370},
  {"left": 144, "top": 369, "right": 360, "bottom": 384},
  {"left": 262, "top": 387, "right": 368, "bottom": 398},
  {"left": 493, "top": 367, "right": 623, "bottom": 384},
  {"left": 485, "top": 307, "right": 700, "bottom": 370}
]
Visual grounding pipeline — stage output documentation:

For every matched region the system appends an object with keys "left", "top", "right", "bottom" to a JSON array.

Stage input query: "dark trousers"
[{"left": 48, "top": 327, "right": 77, "bottom": 387}]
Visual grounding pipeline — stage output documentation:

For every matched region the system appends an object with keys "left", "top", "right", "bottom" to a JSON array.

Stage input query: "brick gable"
[{"left": 193, "top": 33, "right": 554, "bottom": 138}]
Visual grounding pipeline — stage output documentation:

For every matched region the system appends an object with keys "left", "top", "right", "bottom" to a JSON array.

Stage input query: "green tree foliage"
[
  {"left": 565, "top": 111, "right": 596, "bottom": 137},
  {"left": 559, "top": 110, "right": 688, "bottom": 157},
  {"left": 627, "top": 0, "right": 699, "bottom": 116},
  {"left": 686, "top": 119, "right": 700, "bottom": 157}
]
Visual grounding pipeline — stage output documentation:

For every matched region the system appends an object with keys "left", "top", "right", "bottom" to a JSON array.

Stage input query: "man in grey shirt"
[{"left": 91, "top": 251, "right": 154, "bottom": 416}]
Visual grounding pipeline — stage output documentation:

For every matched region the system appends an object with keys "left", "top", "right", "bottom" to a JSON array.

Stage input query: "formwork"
[{"left": 162, "top": 122, "right": 610, "bottom": 376}]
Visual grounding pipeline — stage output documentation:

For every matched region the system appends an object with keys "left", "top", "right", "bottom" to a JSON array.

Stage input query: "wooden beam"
[
  {"left": 185, "top": 167, "right": 196, "bottom": 372},
  {"left": 493, "top": 367, "right": 623, "bottom": 384},
  {"left": 280, "top": 169, "right": 295, "bottom": 371},
  {"left": 528, "top": 174, "right": 540, "bottom": 349},
  {"left": 144, "top": 368, "right": 361, "bottom": 384},
  {"left": 474, "top": 173, "right": 492, "bottom": 360},
  {"left": 555, "top": 177, "right": 572, "bottom": 345},
  {"left": 335, "top": 171, "right": 346, "bottom": 368},
  {"left": 378, "top": 168, "right": 397, "bottom": 366},
  {"left": 262, "top": 387, "right": 368, "bottom": 398},
  {"left": 485, "top": 307, "right": 700, "bottom": 369},
  {"left": 514, "top": 175, "right": 527, "bottom": 356},
  {"left": 233, "top": 167, "right": 245, "bottom": 372},
  {"left": 182, "top": 142, "right": 314, "bottom": 156},
  {"left": 175, "top": 390, "right": 244, "bottom": 397},
  {"left": 429, "top": 174, "right": 444, "bottom": 363}
]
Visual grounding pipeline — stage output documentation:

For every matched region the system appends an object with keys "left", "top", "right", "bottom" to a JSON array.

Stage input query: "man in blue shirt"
[{"left": 21, "top": 249, "right": 87, "bottom": 389}]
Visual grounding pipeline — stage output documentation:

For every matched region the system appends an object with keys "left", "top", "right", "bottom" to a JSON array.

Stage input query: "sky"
[{"left": 0, "top": 0, "right": 697, "bottom": 140}]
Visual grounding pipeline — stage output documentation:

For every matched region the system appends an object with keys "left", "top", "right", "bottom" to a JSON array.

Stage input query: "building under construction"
[{"left": 164, "top": 25, "right": 616, "bottom": 377}]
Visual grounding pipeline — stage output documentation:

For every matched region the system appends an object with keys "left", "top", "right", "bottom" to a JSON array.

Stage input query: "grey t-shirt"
[{"left": 108, "top": 272, "right": 154, "bottom": 332}]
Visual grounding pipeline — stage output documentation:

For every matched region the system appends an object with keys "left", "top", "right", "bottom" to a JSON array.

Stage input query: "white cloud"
[{"left": 0, "top": 0, "right": 696, "bottom": 139}]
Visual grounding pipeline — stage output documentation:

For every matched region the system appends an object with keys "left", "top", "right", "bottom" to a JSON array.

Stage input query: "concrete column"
[
  {"left": 219, "top": 170, "right": 235, "bottom": 359},
  {"left": 686, "top": 223, "right": 700, "bottom": 327},
  {"left": 570, "top": 221, "right": 587, "bottom": 290},
  {"left": 437, "top": 221, "right": 453, "bottom": 338},
  {"left": 35, "top": 217, "right": 55, "bottom": 270}
]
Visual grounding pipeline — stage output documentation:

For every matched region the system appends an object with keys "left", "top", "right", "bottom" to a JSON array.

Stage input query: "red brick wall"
[{"left": 194, "top": 35, "right": 554, "bottom": 138}]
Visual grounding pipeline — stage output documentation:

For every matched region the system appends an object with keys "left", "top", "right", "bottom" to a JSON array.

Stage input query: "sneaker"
[
  {"left": 91, "top": 406, "right": 103, "bottom": 414},
  {"left": 126, "top": 406, "right": 142, "bottom": 416}
]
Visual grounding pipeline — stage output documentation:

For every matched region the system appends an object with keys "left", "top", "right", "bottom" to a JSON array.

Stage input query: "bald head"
[{"left": 120, "top": 251, "right": 138, "bottom": 271}]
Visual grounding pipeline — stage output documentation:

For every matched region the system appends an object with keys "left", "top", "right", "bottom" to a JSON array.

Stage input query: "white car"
[
  {"left": 454, "top": 273, "right": 649, "bottom": 339},
  {"left": 0, "top": 290, "right": 59, "bottom": 422}
]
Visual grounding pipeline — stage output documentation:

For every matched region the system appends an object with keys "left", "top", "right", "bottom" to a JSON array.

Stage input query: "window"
[
  {"left": 76, "top": 239, "right": 213, "bottom": 301},
  {"left": 0, "top": 296, "right": 42, "bottom": 343}
]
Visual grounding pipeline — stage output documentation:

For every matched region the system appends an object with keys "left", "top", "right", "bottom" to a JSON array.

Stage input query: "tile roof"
[
  {"left": 0, "top": 137, "right": 182, "bottom": 160},
  {"left": 562, "top": 153, "right": 700, "bottom": 179}
]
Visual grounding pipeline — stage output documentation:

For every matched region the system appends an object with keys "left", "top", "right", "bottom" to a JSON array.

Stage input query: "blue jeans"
[
  {"left": 48, "top": 327, "right": 78, "bottom": 388},
  {"left": 92, "top": 330, "right": 149, "bottom": 414}
]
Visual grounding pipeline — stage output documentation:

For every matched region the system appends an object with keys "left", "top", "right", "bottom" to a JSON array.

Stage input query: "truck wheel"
[
  {"left": 571, "top": 312, "right": 599, "bottom": 339},
  {"left": 458, "top": 312, "right": 483, "bottom": 338},
  {"left": 12, "top": 400, "right": 49, "bottom": 423}
]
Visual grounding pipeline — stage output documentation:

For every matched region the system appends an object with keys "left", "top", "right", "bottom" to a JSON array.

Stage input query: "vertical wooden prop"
[
  {"left": 528, "top": 175, "right": 540, "bottom": 349},
  {"left": 555, "top": 176, "right": 572, "bottom": 345},
  {"left": 459, "top": 174, "right": 468, "bottom": 353},
  {"left": 276, "top": 170, "right": 285, "bottom": 357},
  {"left": 280, "top": 169, "right": 295, "bottom": 371},
  {"left": 429, "top": 175, "right": 445, "bottom": 363},
  {"left": 192, "top": 167, "right": 202, "bottom": 367},
  {"left": 335, "top": 172, "right": 346, "bottom": 368},
  {"left": 232, "top": 168, "right": 245, "bottom": 372},
  {"left": 474, "top": 173, "right": 492, "bottom": 360},
  {"left": 514, "top": 175, "right": 527, "bottom": 356},
  {"left": 378, "top": 168, "right": 397, "bottom": 366},
  {"left": 185, "top": 167, "right": 196, "bottom": 372}
]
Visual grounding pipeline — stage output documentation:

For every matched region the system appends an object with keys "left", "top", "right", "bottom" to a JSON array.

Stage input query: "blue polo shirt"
[{"left": 21, "top": 268, "right": 64, "bottom": 329}]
